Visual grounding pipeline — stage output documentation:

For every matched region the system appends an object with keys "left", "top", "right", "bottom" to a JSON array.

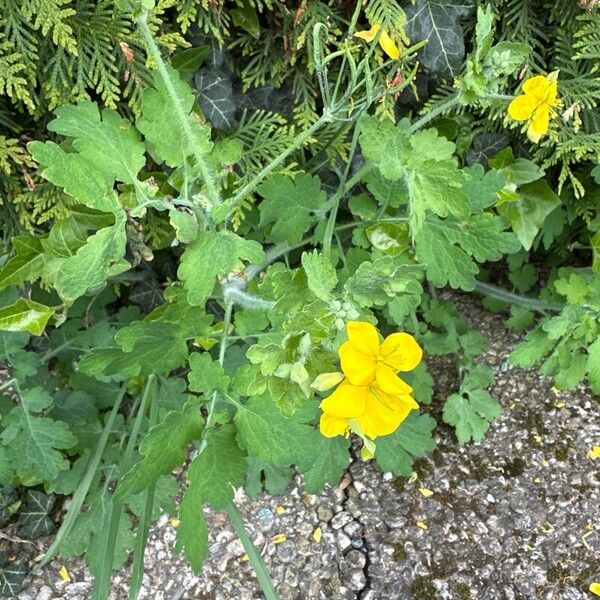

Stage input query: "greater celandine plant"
[{"left": 0, "top": 2, "right": 597, "bottom": 599}]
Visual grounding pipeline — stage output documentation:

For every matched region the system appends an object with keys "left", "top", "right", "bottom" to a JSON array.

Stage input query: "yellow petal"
[
  {"left": 375, "top": 363, "right": 413, "bottom": 395},
  {"left": 319, "top": 413, "right": 349, "bottom": 437},
  {"left": 354, "top": 22, "right": 380, "bottom": 43},
  {"left": 590, "top": 583, "right": 600, "bottom": 596},
  {"left": 58, "top": 565, "right": 71, "bottom": 583},
  {"left": 419, "top": 488, "right": 434, "bottom": 497},
  {"left": 312, "top": 526, "right": 322, "bottom": 543},
  {"left": 522, "top": 75, "right": 554, "bottom": 102},
  {"left": 275, "top": 506, "right": 285, "bottom": 514},
  {"left": 272, "top": 533, "right": 287, "bottom": 544},
  {"left": 508, "top": 94, "right": 537, "bottom": 121},
  {"left": 380, "top": 332, "right": 423, "bottom": 372},
  {"left": 346, "top": 321, "right": 380, "bottom": 355},
  {"left": 417, "top": 521, "right": 428, "bottom": 530},
  {"left": 527, "top": 106, "right": 550, "bottom": 142},
  {"left": 358, "top": 388, "right": 414, "bottom": 439},
  {"left": 321, "top": 381, "right": 367, "bottom": 418},
  {"left": 339, "top": 343, "right": 377, "bottom": 385},
  {"left": 311, "top": 371, "right": 345, "bottom": 392},
  {"left": 588, "top": 446, "right": 600, "bottom": 460},
  {"left": 378, "top": 29, "right": 400, "bottom": 60}
]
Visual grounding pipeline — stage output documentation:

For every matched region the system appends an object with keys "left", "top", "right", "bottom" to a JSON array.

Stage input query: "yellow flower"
[
  {"left": 507, "top": 74, "right": 561, "bottom": 143},
  {"left": 354, "top": 23, "right": 400, "bottom": 60},
  {"left": 590, "top": 583, "right": 600, "bottom": 597},
  {"left": 318, "top": 321, "right": 422, "bottom": 440},
  {"left": 339, "top": 321, "right": 422, "bottom": 395}
]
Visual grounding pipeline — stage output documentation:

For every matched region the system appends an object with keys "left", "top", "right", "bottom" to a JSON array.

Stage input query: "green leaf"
[
  {"left": 195, "top": 68, "right": 236, "bottom": 130},
  {"left": 506, "top": 305, "right": 534, "bottom": 333},
  {"left": 462, "top": 164, "right": 505, "bottom": 211},
  {"left": 46, "top": 101, "right": 145, "bottom": 186},
  {"left": 0, "top": 388, "right": 76, "bottom": 481},
  {"left": 231, "top": 1, "right": 260, "bottom": 38},
  {"left": 587, "top": 338, "right": 600, "bottom": 395},
  {"left": 403, "top": 363, "right": 434, "bottom": 405},
  {"left": 301, "top": 251, "right": 338, "bottom": 301},
  {"left": 0, "top": 237, "right": 45, "bottom": 290},
  {"left": 301, "top": 436, "right": 350, "bottom": 493},
  {"left": 0, "top": 563, "right": 28, "bottom": 597},
  {"left": 244, "top": 458, "right": 292, "bottom": 496},
  {"left": 234, "top": 395, "right": 320, "bottom": 471},
  {"left": 188, "top": 352, "right": 230, "bottom": 394},
  {"left": 138, "top": 65, "right": 213, "bottom": 167},
  {"left": 374, "top": 412, "right": 437, "bottom": 475},
  {"left": 17, "top": 490, "right": 56, "bottom": 538},
  {"left": 416, "top": 214, "right": 520, "bottom": 290},
  {"left": 117, "top": 398, "right": 203, "bottom": 497},
  {"left": 509, "top": 328, "right": 554, "bottom": 367},
  {"left": 554, "top": 273, "right": 588, "bottom": 305},
  {"left": 365, "top": 222, "right": 410, "bottom": 255},
  {"left": 497, "top": 180, "right": 561, "bottom": 250},
  {"left": 186, "top": 425, "right": 246, "bottom": 509},
  {"left": 54, "top": 215, "right": 128, "bottom": 303},
  {"left": 405, "top": 0, "right": 475, "bottom": 77},
  {"left": 345, "top": 257, "right": 424, "bottom": 308},
  {"left": 171, "top": 46, "right": 210, "bottom": 81},
  {"left": 175, "top": 481, "right": 208, "bottom": 573},
  {"left": 178, "top": 229, "right": 265, "bottom": 306},
  {"left": 443, "top": 388, "right": 500, "bottom": 444},
  {"left": 257, "top": 173, "right": 327, "bottom": 245},
  {"left": 0, "top": 299, "right": 54, "bottom": 336},
  {"left": 169, "top": 209, "right": 199, "bottom": 244}
]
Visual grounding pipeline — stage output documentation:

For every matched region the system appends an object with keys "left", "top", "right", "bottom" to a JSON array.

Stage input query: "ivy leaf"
[
  {"left": 405, "top": 0, "right": 475, "bottom": 77},
  {"left": 257, "top": 174, "right": 327, "bottom": 245},
  {"left": 0, "top": 388, "right": 76, "bottom": 481},
  {"left": 178, "top": 229, "right": 265, "bottom": 306},
  {"left": 138, "top": 65, "right": 213, "bottom": 167},
  {"left": 175, "top": 482, "right": 208, "bottom": 573},
  {"left": 497, "top": 180, "right": 560, "bottom": 250},
  {"left": 301, "top": 436, "right": 350, "bottom": 494},
  {"left": 17, "top": 490, "right": 56, "bottom": 538},
  {"left": 186, "top": 425, "right": 246, "bottom": 509},
  {"left": 301, "top": 251, "right": 338, "bottom": 301},
  {"left": 117, "top": 398, "right": 203, "bottom": 497},
  {"left": 195, "top": 68, "right": 236, "bottom": 130},
  {"left": 234, "top": 395, "right": 320, "bottom": 471},
  {"left": 0, "top": 562, "right": 28, "bottom": 597},
  {"left": 416, "top": 214, "right": 521, "bottom": 290},
  {"left": 0, "top": 237, "right": 45, "bottom": 290},
  {"left": 345, "top": 257, "right": 424, "bottom": 308},
  {"left": 188, "top": 352, "right": 230, "bottom": 394},
  {"left": 46, "top": 101, "right": 145, "bottom": 186},
  {"left": 54, "top": 215, "right": 128, "bottom": 303},
  {"left": 0, "top": 298, "right": 54, "bottom": 336},
  {"left": 374, "top": 412, "right": 437, "bottom": 476}
]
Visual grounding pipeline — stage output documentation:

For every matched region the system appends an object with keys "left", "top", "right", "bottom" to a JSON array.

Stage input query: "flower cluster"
[
  {"left": 317, "top": 321, "right": 422, "bottom": 441},
  {"left": 507, "top": 74, "right": 561, "bottom": 142}
]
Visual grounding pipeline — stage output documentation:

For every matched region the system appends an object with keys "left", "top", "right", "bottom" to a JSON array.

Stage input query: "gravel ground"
[{"left": 11, "top": 297, "right": 600, "bottom": 600}]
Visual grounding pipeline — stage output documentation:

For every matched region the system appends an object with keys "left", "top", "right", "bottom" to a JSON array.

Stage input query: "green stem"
[
  {"left": 474, "top": 281, "right": 561, "bottom": 314},
  {"left": 136, "top": 14, "right": 220, "bottom": 206},
  {"left": 224, "top": 502, "right": 281, "bottom": 600},
  {"left": 410, "top": 94, "right": 461, "bottom": 132}
]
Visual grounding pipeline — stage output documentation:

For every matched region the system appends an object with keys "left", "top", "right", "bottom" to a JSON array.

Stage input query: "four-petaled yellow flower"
[
  {"left": 319, "top": 321, "right": 422, "bottom": 440},
  {"left": 590, "top": 583, "right": 600, "bottom": 597},
  {"left": 354, "top": 23, "right": 400, "bottom": 60},
  {"left": 507, "top": 74, "right": 561, "bottom": 143}
]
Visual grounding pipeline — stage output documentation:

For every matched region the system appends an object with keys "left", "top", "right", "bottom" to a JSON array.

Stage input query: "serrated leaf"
[
  {"left": 497, "top": 180, "right": 560, "bottom": 251},
  {"left": 405, "top": 0, "right": 475, "bottom": 77},
  {"left": 117, "top": 399, "right": 203, "bottom": 497},
  {"left": 139, "top": 65, "right": 213, "bottom": 167},
  {"left": 509, "top": 327, "right": 554, "bottom": 367},
  {"left": 172, "top": 46, "right": 210, "bottom": 80},
  {"left": 587, "top": 338, "right": 600, "bottom": 395},
  {"left": 366, "top": 222, "right": 410, "bottom": 255},
  {"left": 374, "top": 412, "right": 437, "bottom": 475},
  {"left": 301, "top": 436, "right": 350, "bottom": 493},
  {"left": 234, "top": 395, "right": 320, "bottom": 471},
  {"left": 178, "top": 229, "right": 265, "bottom": 306},
  {"left": 188, "top": 352, "right": 230, "bottom": 394},
  {"left": 175, "top": 482, "right": 208, "bottom": 573},
  {"left": 416, "top": 214, "right": 520, "bottom": 290},
  {"left": 463, "top": 164, "right": 506, "bottom": 211},
  {"left": 443, "top": 389, "right": 500, "bottom": 444},
  {"left": 0, "top": 237, "right": 45, "bottom": 290},
  {"left": 244, "top": 458, "right": 292, "bottom": 496},
  {"left": 0, "top": 299, "right": 54, "bottom": 336},
  {"left": 257, "top": 173, "right": 327, "bottom": 245},
  {"left": 170, "top": 209, "right": 199, "bottom": 244},
  {"left": 17, "top": 490, "right": 56, "bottom": 538},
  {"left": 195, "top": 68, "right": 236, "bottom": 130},
  {"left": 345, "top": 257, "right": 424, "bottom": 308},
  {"left": 186, "top": 425, "right": 246, "bottom": 509},
  {"left": 301, "top": 251, "right": 338, "bottom": 301}
]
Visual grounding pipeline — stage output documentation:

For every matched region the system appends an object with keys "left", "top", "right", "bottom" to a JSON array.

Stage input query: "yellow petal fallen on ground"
[
  {"left": 170, "top": 518, "right": 180, "bottom": 528},
  {"left": 589, "top": 582, "right": 600, "bottom": 596},
  {"left": 419, "top": 488, "right": 434, "bottom": 497},
  {"left": 555, "top": 401, "right": 565, "bottom": 408},
  {"left": 241, "top": 553, "right": 249, "bottom": 562},
  {"left": 588, "top": 446, "right": 600, "bottom": 460},
  {"left": 417, "top": 521, "right": 428, "bottom": 530},
  {"left": 275, "top": 506, "right": 285, "bottom": 515},
  {"left": 59, "top": 565, "right": 71, "bottom": 583},
  {"left": 312, "top": 527, "right": 323, "bottom": 543},
  {"left": 533, "top": 434, "right": 542, "bottom": 443},
  {"left": 272, "top": 533, "right": 287, "bottom": 544}
]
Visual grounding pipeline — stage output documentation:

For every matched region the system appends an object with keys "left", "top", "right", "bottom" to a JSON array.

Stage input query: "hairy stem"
[{"left": 474, "top": 281, "right": 561, "bottom": 313}]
